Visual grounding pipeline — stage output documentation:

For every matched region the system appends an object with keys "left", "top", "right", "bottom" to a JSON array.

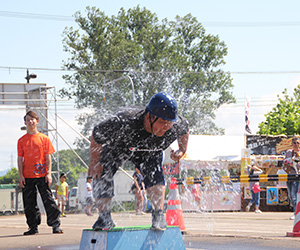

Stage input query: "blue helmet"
[{"left": 146, "top": 92, "right": 178, "bottom": 122}]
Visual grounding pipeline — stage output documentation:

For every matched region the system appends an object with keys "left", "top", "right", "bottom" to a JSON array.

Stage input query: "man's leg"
[
  {"left": 92, "top": 175, "right": 115, "bottom": 230},
  {"left": 140, "top": 152, "right": 167, "bottom": 231},
  {"left": 147, "top": 184, "right": 165, "bottom": 210}
]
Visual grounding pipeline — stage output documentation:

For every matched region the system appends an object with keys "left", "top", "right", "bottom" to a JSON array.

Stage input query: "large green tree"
[
  {"left": 61, "top": 6, "right": 235, "bottom": 135},
  {"left": 258, "top": 86, "right": 300, "bottom": 135}
]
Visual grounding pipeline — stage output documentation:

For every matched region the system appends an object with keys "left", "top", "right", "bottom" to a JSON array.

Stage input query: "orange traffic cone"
[
  {"left": 166, "top": 178, "right": 186, "bottom": 232},
  {"left": 287, "top": 183, "right": 300, "bottom": 237}
]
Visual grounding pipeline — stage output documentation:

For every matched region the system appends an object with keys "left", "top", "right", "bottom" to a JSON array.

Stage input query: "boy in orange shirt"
[{"left": 18, "top": 111, "right": 63, "bottom": 235}]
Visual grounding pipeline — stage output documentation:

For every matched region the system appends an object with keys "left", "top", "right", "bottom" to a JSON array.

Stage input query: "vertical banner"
[
  {"left": 245, "top": 94, "right": 251, "bottom": 134},
  {"left": 241, "top": 148, "right": 251, "bottom": 175}
]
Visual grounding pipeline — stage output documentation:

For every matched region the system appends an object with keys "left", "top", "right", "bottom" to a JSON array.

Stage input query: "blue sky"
[{"left": 1, "top": 0, "right": 300, "bottom": 171}]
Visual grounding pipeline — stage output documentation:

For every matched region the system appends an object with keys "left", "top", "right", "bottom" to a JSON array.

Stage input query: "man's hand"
[
  {"left": 19, "top": 175, "right": 26, "bottom": 188},
  {"left": 45, "top": 173, "right": 52, "bottom": 186},
  {"left": 170, "top": 149, "right": 184, "bottom": 162}
]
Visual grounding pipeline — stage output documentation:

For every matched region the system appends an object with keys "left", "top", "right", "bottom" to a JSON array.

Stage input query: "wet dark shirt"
[{"left": 92, "top": 107, "right": 189, "bottom": 169}]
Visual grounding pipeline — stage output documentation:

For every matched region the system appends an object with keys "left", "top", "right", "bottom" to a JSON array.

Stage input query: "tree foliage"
[
  {"left": 258, "top": 86, "right": 300, "bottom": 135},
  {"left": 61, "top": 6, "right": 235, "bottom": 136},
  {"left": 51, "top": 149, "right": 88, "bottom": 189},
  {"left": 0, "top": 167, "right": 19, "bottom": 184}
]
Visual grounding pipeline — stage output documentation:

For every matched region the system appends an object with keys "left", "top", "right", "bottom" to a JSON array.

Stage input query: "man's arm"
[
  {"left": 17, "top": 156, "right": 25, "bottom": 188},
  {"left": 170, "top": 133, "right": 189, "bottom": 162},
  {"left": 89, "top": 135, "right": 103, "bottom": 179},
  {"left": 45, "top": 154, "right": 52, "bottom": 186}
]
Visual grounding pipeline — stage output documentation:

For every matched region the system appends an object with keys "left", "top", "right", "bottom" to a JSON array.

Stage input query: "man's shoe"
[
  {"left": 53, "top": 227, "right": 64, "bottom": 234},
  {"left": 245, "top": 205, "right": 250, "bottom": 212},
  {"left": 92, "top": 212, "right": 116, "bottom": 231},
  {"left": 151, "top": 209, "right": 167, "bottom": 231},
  {"left": 24, "top": 227, "right": 38, "bottom": 235}
]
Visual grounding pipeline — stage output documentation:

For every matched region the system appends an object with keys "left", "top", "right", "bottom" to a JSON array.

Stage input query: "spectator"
[
  {"left": 17, "top": 111, "right": 63, "bottom": 235},
  {"left": 283, "top": 137, "right": 300, "bottom": 220},
  {"left": 55, "top": 173, "right": 68, "bottom": 217},
  {"left": 131, "top": 167, "right": 146, "bottom": 215},
  {"left": 246, "top": 162, "right": 263, "bottom": 213},
  {"left": 84, "top": 176, "right": 94, "bottom": 216}
]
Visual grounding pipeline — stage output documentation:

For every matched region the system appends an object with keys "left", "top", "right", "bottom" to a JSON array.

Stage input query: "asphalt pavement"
[{"left": 0, "top": 211, "right": 300, "bottom": 249}]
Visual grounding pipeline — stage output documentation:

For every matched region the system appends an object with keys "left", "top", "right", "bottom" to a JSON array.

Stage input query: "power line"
[
  {"left": 1, "top": 66, "right": 300, "bottom": 75},
  {"left": 0, "top": 10, "right": 74, "bottom": 21},
  {"left": 1, "top": 10, "right": 300, "bottom": 28}
]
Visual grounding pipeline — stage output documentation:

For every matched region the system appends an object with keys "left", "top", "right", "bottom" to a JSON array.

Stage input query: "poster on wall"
[
  {"left": 278, "top": 188, "right": 289, "bottom": 205},
  {"left": 244, "top": 187, "right": 251, "bottom": 199},
  {"left": 220, "top": 193, "right": 233, "bottom": 205},
  {"left": 267, "top": 187, "right": 278, "bottom": 205}
]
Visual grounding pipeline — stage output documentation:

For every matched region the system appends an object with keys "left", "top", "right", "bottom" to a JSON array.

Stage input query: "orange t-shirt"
[{"left": 17, "top": 132, "right": 55, "bottom": 178}]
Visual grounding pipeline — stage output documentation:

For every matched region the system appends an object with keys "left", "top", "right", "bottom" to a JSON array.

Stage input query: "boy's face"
[{"left": 24, "top": 115, "right": 39, "bottom": 129}]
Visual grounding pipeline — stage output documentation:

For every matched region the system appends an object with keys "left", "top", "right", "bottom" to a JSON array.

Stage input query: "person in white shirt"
[{"left": 84, "top": 177, "right": 94, "bottom": 216}]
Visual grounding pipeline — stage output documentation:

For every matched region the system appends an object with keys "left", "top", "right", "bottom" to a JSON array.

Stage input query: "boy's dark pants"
[{"left": 22, "top": 177, "right": 61, "bottom": 228}]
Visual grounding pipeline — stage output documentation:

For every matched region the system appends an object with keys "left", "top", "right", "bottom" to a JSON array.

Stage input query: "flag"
[{"left": 245, "top": 95, "right": 251, "bottom": 134}]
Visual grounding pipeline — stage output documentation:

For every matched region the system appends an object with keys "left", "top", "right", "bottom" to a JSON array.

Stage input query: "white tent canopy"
[{"left": 164, "top": 135, "right": 245, "bottom": 168}]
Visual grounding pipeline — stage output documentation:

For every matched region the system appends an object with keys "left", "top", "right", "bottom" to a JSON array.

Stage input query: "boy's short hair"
[
  {"left": 87, "top": 176, "right": 92, "bottom": 181},
  {"left": 24, "top": 110, "right": 39, "bottom": 122},
  {"left": 60, "top": 173, "right": 67, "bottom": 178}
]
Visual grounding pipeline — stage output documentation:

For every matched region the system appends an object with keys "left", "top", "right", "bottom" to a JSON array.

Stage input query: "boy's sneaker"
[
  {"left": 23, "top": 227, "right": 38, "bottom": 235},
  {"left": 150, "top": 209, "right": 167, "bottom": 231},
  {"left": 255, "top": 209, "right": 262, "bottom": 214},
  {"left": 53, "top": 227, "right": 64, "bottom": 234},
  {"left": 92, "top": 212, "right": 116, "bottom": 231},
  {"left": 61, "top": 213, "right": 67, "bottom": 217},
  {"left": 290, "top": 215, "right": 295, "bottom": 220}
]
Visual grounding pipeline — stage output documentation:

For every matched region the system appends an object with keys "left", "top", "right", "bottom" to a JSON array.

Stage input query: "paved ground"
[{"left": 0, "top": 211, "right": 300, "bottom": 249}]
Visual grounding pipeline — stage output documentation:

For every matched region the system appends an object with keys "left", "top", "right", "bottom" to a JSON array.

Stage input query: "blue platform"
[{"left": 79, "top": 225, "right": 186, "bottom": 250}]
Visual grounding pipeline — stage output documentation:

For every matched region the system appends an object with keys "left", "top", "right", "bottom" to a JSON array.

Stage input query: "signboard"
[
  {"left": 0, "top": 83, "right": 46, "bottom": 105},
  {"left": 246, "top": 135, "right": 296, "bottom": 155}
]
